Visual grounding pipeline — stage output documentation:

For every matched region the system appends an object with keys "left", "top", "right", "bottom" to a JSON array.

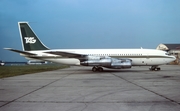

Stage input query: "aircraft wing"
[
  {"left": 4, "top": 48, "right": 36, "bottom": 55},
  {"left": 44, "top": 51, "right": 83, "bottom": 58}
]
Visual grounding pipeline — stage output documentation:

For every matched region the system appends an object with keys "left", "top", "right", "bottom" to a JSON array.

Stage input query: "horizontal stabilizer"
[{"left": 4, "top": 48, "right": 36, "bottom": 55}]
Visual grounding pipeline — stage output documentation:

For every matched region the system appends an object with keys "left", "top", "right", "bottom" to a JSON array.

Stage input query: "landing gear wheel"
[
  {"left": 149, "top": 66, "right": 161, "bottom": 71},
  {"left": 98, "top": 67, "right": 103, "bottom": 72},
  {"left": 157, "top": 67, "right": 161, "bottom": 71},
  {"left": 92, "top": 67, "right": 97, "bottom": 72},
  {"left": 92, "top": 66, "right": 104, "bottom": 72}
]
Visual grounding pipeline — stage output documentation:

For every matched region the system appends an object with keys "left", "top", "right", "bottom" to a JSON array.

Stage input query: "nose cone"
[
  {"left": 165, "top": 55, "right": 176, "bottom": 64},
  {"left": 170, "top": 55, "right": 176, "bottom": 62},
  {"left": 172, "top": 56, "right": 176, "bottom": 61}
]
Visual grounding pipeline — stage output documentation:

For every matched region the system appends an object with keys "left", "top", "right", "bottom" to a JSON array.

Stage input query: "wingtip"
[{"left": 4, "top": 48, "right": 13, "bottom": 50}]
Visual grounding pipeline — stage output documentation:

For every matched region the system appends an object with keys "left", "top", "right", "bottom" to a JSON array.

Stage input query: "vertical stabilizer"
[{"left": 18, "top": 22, "right": 49, "bottom": 51}]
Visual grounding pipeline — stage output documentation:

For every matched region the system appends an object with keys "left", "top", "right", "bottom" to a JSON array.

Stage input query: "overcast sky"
[{"left": 1, "top": 0, "right": 180, "bottom": 61}]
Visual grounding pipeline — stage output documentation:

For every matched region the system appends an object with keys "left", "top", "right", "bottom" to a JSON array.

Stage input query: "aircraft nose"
[{"left": 172, "top": 56, "right": 176, "bottom": 61}]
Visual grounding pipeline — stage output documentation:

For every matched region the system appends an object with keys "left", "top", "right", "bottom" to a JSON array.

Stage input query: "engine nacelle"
[
  {"left": 80, "top": 57, "right": 132, "bottom": 69},
  {"left": 109, "top": 58, "right": 132, "bottom": 69}
]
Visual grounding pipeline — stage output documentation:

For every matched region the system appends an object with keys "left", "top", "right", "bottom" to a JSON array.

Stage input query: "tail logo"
[{"left": 24, "top": 37, "right": 36, "bottom": 44}]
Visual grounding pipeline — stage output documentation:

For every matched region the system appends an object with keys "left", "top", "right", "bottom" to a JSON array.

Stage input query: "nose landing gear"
[{"left": 149, "top": 66, "right": 161, "bottom": 71}]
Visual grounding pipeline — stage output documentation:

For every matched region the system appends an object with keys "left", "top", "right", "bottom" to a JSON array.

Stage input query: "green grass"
[{"left": 0, "top": 64, "right": 69, "bottom": 78}]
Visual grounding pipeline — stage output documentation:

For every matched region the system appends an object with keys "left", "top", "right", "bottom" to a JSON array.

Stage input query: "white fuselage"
[{"left": 24, "top": 49, "right": 176, "bottom": 66}]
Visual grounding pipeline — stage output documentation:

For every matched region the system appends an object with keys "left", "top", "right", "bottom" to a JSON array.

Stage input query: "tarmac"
[{"left": 0, "top": 65, "right": 180, "bottom": 111}]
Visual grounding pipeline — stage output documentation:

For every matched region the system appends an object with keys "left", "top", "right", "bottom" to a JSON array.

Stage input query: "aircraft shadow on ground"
[{"left": 75, "top": 69, "right": 148, "bottom": 74}]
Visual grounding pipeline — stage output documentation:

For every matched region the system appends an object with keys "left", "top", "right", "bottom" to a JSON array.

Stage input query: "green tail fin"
[{"left": 18, "top": 22, "right": 49, "bottom": 51}]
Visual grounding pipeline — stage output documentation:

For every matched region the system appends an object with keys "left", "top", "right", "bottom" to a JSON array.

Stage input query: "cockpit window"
[{"left": 165, "top": 52, "right": 170, "bottom": 55}]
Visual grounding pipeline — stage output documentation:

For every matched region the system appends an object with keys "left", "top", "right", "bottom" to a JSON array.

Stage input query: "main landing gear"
[
  {"left": 149, "top": 66, "right": 161, "bottom": 71},
  {"left": 92, "top": 66, "right": 104, "bottom": 72}
]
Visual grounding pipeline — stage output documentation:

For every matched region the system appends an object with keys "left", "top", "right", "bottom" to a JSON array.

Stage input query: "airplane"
[{"left": 4, "top": 22, "right": 176, "bottom": 72}]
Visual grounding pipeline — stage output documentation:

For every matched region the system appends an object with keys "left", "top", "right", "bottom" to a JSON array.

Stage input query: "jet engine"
[{"left": 80, "top": 56, "right": 132, "bottom": 69}]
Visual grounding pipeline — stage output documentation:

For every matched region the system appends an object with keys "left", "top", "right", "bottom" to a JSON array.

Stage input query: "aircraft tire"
[
  {"left": 149, "top": 66, "right": 161, "bottom": 71},
  {"left": 92, "top": 67, "right": 97, "bottom": 72},
  {"left": 98, "top": 67, "right": 103, "bottom": 72},
  {"left": 157, "top": 67, "right": 161, "bottom": 71}
]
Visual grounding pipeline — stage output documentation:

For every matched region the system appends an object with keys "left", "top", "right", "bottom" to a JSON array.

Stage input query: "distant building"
[{"left": 156, "top": 43, "right": 180, "bottom": 64}]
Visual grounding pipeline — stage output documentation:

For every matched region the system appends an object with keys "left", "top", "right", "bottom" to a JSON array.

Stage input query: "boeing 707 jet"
[{"left": 5, "top": 22, "right": 176, "bottom": 72}]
